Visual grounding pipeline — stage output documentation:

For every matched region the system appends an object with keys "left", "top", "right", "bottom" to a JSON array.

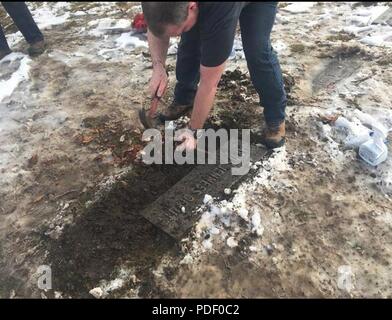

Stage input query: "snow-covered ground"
[{"left": 0, "top": 2, "right": 392, "bottom": 298}]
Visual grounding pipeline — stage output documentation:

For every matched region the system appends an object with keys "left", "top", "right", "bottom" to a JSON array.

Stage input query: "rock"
[
  {"left": 203, "top": 194, "right": 213, "bottom": 204},
  {"left": 89, "top": 287, "right": 104, "bottom": 299},
  {"left": 180, "top": 254, "right": 194, "bottom": 265},
  {"left": 251, "top": 211, "right": 264, "bottom": 236},
  {"left": 227, "top": 236, "right": 238, "bottom": 248},
  {"left": 266, "top": 244, "right": 274, "bottom": 255},
  {"left": 224, "top": 188, "right": 231, "bottom": 195},
  {"left": 238, "top": 208, "right": 249, "bottom": 221}
]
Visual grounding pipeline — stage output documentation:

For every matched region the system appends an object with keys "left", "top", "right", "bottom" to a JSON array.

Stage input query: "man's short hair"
[{"left": 141, "top": 2, "right": 189, "bottom": 37}]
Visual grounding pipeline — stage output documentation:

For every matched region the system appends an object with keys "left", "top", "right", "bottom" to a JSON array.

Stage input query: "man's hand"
[
  {"left": 174, "top": 128, "right": 197, "bottom": 152},
  {"left": 146, "top": 30, "right": 170, "bottom": 98},
  {"left": 149, "top": 63, "right": 168, "bottom": 98}
]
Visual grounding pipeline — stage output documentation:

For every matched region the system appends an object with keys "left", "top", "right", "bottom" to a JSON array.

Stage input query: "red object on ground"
[{"left": 132, "top": 13, "right": 147, "bottom": 33}]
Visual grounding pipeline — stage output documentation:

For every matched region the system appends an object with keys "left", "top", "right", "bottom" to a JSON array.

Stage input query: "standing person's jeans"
[
  {"left": 174, "top": 2, "right": 287, "bottom": 127},
  {"left": 0, "top": 2, "right": 44, "bottom": 52}
]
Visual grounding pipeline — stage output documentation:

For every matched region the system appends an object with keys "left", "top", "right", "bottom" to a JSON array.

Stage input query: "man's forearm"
[
  {"left": 189, "top": 81, "right": 218, "bottom": 130},
  {"left": 147, "top": 30, "right": 170, "bottom": 68}
]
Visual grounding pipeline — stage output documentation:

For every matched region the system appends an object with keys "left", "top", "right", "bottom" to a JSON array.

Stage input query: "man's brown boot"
[
  {"left": 28, "top": 40, "right": 46, "bottom": 56},
  {"left": 0, "top": 49, "right": 12, "bottom": 61},
  {"left": 157, "top": 100, "right": 193, "bottom": 122},
  {"left": 261, "top": 121, "right": 286, "bottom": 149}
]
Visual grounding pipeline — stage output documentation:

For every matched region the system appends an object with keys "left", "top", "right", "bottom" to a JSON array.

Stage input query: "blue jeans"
[
  {"left": 174, "top": 2, "right": 287, "bottom": 127},
  {"left": 0, "top": 2, "right": 44, "bottom": 51}
]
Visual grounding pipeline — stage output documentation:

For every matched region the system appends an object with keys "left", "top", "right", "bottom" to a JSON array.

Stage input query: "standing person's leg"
[
  {"left": 2, "top": 2, "right": 45, "bottom": 55},
  {"left": 174, "top": 25, "right": 201, "bottom": 105},
  {"left": 159, "top": 25, "right": 201, "bottom": 121},
  {"left": 0, "top": 24, "right": 12, "bottom": 58},
  {"left": 2, "top": 2, "right": 43, "bottom": 44},
  {"left": 240, "top": 2, "right": 287, "bottom": 147}
]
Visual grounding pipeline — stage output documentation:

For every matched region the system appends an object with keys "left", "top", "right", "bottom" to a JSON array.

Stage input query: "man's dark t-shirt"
[{"left": 196, "top": 2, "right": 248, "bottom": 67}]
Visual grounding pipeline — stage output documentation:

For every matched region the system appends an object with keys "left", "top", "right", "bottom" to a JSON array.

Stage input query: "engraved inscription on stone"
[{"left": 140, "top": 145, "right": 268, "bottom": 240}]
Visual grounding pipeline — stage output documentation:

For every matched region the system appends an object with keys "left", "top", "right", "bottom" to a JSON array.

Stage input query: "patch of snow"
[
  {"left": 229, "top": 37, "right": 245, "bottom": 60},
  {"left": 342, "top": 25, "right": 375, "bottom": 35},
  {"left": 85, "top": 2, "right": 120, "bottom": 16},
  {"left": 0, "top": 53, "right": 31, "bottom": 102},
  {"left": 341, "top": 4, "right": 392, "bottom": 48},
  {"left": 195, "top": 211, "right": 216, "bottom": 236},
  {"left": 103, "top": 278, "right": 124, "bottom": 292},
  {"left": 360, "top": 32, "right": 392, "bottom": 48},
  {"left": 203, "top": 194, "right": 213, "bottom": 204},
  {"left": 209, "top": 226, "right": 220, "bottom": 235},
  {"left": 72, "top": 11, "right": 87, "bottom": 16},
  {"left": 5, "top": 31, "right": 23, "bottom": 48},
  {"left": 251, "top": 211, "right": 264, "bottom": 237},
  {"left": 89, "top": 18, "right": 132, "bottom": 37},
  {"left": 31, "top": 2, "right": 71, "bottom": 30},
  {"left": 226, "top": 237, "right": 238, "bottom": 248},
  {"left": 238, "top": 208, "right": 249, "bottom": 221},
  {"left": 347, "top": 4, "right": 389, "bottom": 26},
  {"left": 254, "top": 147, "right": 290, "bottom": 186},
  {"left": 168, "top": 43, "right": 178, "bottom": 56},
  {"left": 202, "top": 239, "right": 213, "bottom": 250},
  {"left": 282, "top": 2, "right": 316, "bottom": 14},
  {"left": 115, "top": 32, "right": 148, "bottom": 49},
  {"left": 273, "top": 40, "right": 288, "bottom": 54},
  {"left": 334, "top": 116, "right": 372, "bottom": 148},
  {"left": 210, "top": 204, "right": 221, "bottom": 216},
  {"left": 353, "top": 110, "right": 388, "bottom": 136}
]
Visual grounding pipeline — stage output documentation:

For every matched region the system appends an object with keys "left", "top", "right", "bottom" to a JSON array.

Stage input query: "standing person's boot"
[
  {"left": 2, "top": 2, "right": 45, "bottom": 56},
  {"left": 261, "top": 121, "right": 285, "bottom": 149},
  {"left": 28, "top": 39, "right": 46, "bottom": 56},
  {"left": 0, "top": 48, "right": 12, "bottom": 60},
  {"left": 139, "top": 99, "right": 193, "bottom": 129},
  {"left": 157, "top": 100, "right": 193, "bottom": 123}
]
